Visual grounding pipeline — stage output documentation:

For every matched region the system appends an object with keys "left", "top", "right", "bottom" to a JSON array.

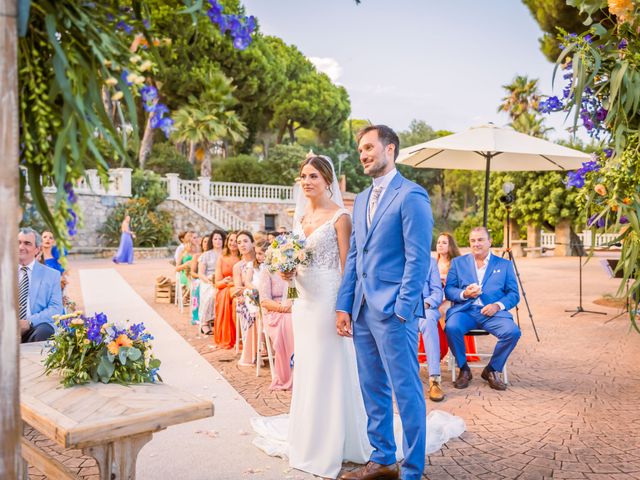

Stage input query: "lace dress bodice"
[{"left": 296, "top": 209, "right": 350, "bottom": 272}]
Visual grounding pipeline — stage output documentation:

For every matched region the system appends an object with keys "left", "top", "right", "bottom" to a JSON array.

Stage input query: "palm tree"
[{"left": 497, "top": 75, "right": 549, "bottom": 137}]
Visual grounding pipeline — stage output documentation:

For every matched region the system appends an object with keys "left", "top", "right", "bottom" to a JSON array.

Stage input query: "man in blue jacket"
[
  {"left": 18, "top": 228, "right": 63, "bottom": 343},
  {"left": 444, "top": 227, "right": 521, "bottom": 390}
]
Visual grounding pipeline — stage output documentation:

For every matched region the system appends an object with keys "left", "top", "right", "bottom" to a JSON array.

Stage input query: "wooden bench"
[{"left": 20, "top": 343, "right": 214, "bottom": 480}]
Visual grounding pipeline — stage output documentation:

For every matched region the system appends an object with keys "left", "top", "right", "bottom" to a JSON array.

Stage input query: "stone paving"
[{"left": 29, "top": 253, "right": 640, "bottom": 479}]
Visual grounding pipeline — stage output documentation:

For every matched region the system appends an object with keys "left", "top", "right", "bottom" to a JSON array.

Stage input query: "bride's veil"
[{"left": 293, "top": 155, "right": 344, "bottom": 232}]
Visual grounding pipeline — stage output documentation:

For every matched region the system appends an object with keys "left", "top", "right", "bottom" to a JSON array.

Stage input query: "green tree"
[{"left": 521, "top": 0, "right": 607, "bottom": 61}]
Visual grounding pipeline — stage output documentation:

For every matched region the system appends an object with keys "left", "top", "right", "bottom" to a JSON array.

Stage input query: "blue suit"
[
  {"left": 418, "top": 258, "right": 443, "bottom": 377},
  {"left": 444, "top": 253, "right": 521, "bottom": 373},
  {"left": 22, "top": 261, "right": 63, "bottom": 343},
  {"left": 337, "top": 172, "right": 433, "bottom": 480}
]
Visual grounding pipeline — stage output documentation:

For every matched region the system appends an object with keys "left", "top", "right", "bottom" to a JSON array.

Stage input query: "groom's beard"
[{"left": 364, "top": 159, "right": 389, "bottom": 178}]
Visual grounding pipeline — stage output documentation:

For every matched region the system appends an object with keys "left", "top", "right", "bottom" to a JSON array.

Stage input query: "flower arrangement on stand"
[
  {"left": 44, "top": 311, "right": 161, "bottom": 388},
  {"left": 264, "top": 234, "right": 311, "bottom": 299}
]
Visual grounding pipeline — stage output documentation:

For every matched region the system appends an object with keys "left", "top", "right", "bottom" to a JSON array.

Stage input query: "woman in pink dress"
[{"left": 258, "top": 251, "right": 294, "bottom": 390}]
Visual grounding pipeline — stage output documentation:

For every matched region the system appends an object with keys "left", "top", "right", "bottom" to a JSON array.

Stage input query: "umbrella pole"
[{"left": 482, "top": 153, "right": 492, "bottom": 227}]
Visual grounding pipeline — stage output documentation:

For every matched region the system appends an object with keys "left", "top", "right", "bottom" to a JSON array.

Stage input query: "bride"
[{"left": 252, "top": 155, "right": 464, "bottom": 479}]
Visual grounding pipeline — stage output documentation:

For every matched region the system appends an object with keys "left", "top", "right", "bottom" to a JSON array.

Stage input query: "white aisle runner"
[{"left": 79, "top": 268, "right": 312, "bottom": 480}]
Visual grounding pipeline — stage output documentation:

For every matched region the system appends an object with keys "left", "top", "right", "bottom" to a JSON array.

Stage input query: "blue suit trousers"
[
  {"left": 354, "top": 302, "right": 426, "bottom": 480},
  {"left": 445, "top": 306, "right": 521, "bottom": 373}
]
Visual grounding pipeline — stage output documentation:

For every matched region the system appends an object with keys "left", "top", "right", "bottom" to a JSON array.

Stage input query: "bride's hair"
[{"left": 299, "top": 155, "right": 335, "bottom": 196}]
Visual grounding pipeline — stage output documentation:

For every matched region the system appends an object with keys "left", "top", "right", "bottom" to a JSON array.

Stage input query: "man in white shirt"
[
  {"left": 444, "top": 227, "right": 521, "bottom": 390},
  {"left": 18, "top": 228, "right": 63, "bottom": 343}
]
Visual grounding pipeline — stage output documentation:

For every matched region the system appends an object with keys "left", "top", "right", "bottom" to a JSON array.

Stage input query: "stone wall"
[
  {"left": 157, "top": 200, "right": 219, "bottom": 240},
  {"left": 215, "top": 201, "right": 295, "bottom": 231},
  {"left": 39, "top": 192, "right": 129, "bottom": 248}
]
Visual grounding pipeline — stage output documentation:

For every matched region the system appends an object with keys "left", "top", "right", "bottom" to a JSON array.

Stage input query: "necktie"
[
  {"left": 18, "top": 266, "right": 29, "bottom": 320},
  {"left": 368, "top": 186, "right": 383, "bottom": 227}
]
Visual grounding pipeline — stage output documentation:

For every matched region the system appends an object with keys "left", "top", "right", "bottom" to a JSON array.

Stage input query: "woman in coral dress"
[
  {"left": 437, "top": 232, "right": 478, "bottom": 361},
  {"left": 214, "top": 232, "right": 240, "bottom": 349}
]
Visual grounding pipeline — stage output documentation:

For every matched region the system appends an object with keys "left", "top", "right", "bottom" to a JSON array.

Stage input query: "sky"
[{"left": 241, "top": 0, "right": 582, "bottom": 142}]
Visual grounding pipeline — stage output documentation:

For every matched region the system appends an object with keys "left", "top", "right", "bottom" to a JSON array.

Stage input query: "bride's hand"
[
  {"left": 336, "top": 311, "right": 352, "bottom": 337},
  {"left": 279, "top": 270, "right": 295, "bottom": 282}
]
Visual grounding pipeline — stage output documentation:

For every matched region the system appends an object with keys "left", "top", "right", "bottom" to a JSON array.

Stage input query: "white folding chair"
[
  {"left": 255, "top": 304, "right": 275, "bottom": 379},
  {"left": 174, "top": 273, "right": 184, "bottom": 313},
  {"left": 448, "top": 329, "right": 509, "bottom": 384}
]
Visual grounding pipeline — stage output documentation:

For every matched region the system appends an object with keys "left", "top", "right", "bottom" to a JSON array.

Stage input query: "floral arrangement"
[
  {"left": 242, "top": 288, "right": 261, "bottom": 316},
  {"left": 43, "top": 311, "right": 161, "bottom": 388},
  {"left": 264, "top": 234, "right": 310, "bottom": 299},
  {"left": 538, "top": 0, "right": 640, "bottom": 331}
]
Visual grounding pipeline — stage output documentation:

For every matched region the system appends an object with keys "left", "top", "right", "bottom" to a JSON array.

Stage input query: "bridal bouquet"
[
  {"left": 264, "top": 233, "right": 310, "bottom": 299},
  {"left": 43, "top": 311, "right": 161, "bottom": 388}
]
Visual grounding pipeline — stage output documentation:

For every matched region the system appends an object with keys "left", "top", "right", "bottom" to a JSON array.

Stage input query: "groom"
[{"left": 336, "top": 125, "right": 433, "bottom": 480}]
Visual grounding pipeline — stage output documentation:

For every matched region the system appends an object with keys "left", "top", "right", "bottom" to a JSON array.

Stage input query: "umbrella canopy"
[{"left": 396, "top": 124, "right": 590, "bottom": 226}]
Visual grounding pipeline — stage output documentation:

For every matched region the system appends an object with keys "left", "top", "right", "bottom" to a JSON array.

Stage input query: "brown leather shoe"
[
  {"left": 453, "top": 368, "right": 472, "bottom": 389},
  {"left": 429, "top": 378, "right": 445, "bottom": 402},
  {"left": 339, "top": 461, "right": 400, "bottom": 480},
  {"left": 481, "top": 366, "right": 507, "bottom": 390}
]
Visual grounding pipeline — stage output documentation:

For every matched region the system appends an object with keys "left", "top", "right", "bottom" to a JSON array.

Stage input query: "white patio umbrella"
[{"left": 396, "top": 124, "right": 590, "bottom": 226}]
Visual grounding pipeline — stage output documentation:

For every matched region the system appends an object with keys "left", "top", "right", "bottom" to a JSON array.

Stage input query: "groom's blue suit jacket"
[
  {"left": 444, "top": 253, "right": 520, "bottom": 319},
  {"left": 336, "top": 172, "right": 433, "bottom": 322}
]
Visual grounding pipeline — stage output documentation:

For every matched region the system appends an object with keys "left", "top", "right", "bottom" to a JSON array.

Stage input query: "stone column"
[
  {"left": 86, "top": 169, "right": 101, "bottom": 194},
  {"left": 198, "top": 176, "right": 210, "bottom": 198},
  {"left": 554, "top": 218, "right": 572, "bottom": 256},
  {"left": 527, "top": 224, "right": 542, "bottom": 258},
  {"left": 166, "top": 173, "right": 180, "bottom": 200},
  {"left": 0, "top": 1, "right": 21, "bottom": 477},
  {"left": 116, "top": 168, "right": 132, "bottom": 197}
]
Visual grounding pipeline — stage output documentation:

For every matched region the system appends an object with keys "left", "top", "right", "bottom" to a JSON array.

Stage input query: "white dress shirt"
[
  {"left": 460, "top": 252, "right": 505, "bottom": 311},
  {"left": 18, "top": 259, "right": 36, "bottom": 318}
]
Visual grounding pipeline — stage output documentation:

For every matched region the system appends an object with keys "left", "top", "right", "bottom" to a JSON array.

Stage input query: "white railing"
[
  {"left": 36, "top": 168, "right": 132, "bottom": 197},
  {"left": 175, "top": 179, "right": 250, "bottom": 231},
  {"left": 209, "top": 181, "right": 293, "bottom": 203},
  {"left": 540, "top": 230, "right": 621, "bottom": 249}
]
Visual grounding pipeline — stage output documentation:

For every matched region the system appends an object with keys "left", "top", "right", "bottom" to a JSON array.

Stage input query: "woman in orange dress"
[
  {"left": 214, "top": 232, "right": 240, "bottom": 349},
  {"left": 437, "top": 232, "right": 479, "bottom": 361}
]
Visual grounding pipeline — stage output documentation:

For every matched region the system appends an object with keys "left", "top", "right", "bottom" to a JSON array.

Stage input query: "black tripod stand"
[
  {"left": 563, "top": 241, "right": 607, "bottom": 317},
  {"left": 502, "top": 207, "right": 540, "bottom": 341}
]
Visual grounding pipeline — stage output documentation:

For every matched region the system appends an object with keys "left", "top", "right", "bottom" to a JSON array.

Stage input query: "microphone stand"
[{"left": 561, "top": 241, "right": 607, "bottom": 317}]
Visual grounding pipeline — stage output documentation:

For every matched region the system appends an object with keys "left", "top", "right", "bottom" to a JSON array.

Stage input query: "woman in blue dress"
[
  {"left": 112, "top": 215, "right": 135, "bottom": 264},
  {"left": 41, "top": 230, "right": 66, "bottom": 273}
]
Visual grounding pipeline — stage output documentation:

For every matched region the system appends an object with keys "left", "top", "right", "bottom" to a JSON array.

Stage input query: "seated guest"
[
  {"left": 198, "top": 230, "right": 225, "bottom": 335},
  {"left": 444, "top": 226, "right": 521, "bottom": 391},
  {"left": 18, "top": 228, "right": 63, "bottom": 343},
  {"left": 41, "top": 230, "right": 66, "bottom": 273},
  {"left": 418, "top": 257, "right": 444, "bottom": 401},
  {"left": 174, "top": 231, "right": 187, "bottom": 265},
  {"left": 258, "top": 241, "right": 294, "bottom": 391}
]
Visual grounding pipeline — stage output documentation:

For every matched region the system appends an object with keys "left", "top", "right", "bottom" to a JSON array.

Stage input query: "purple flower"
[
  {"left": 566, "top": 171, "right": 585, "bottom": 188},
  {"left": 64, "top": 182, "right": 78, "bottom": 204},
  {"left": 604, "top": 148, "right": 613, "bottom": 158},
  {"left": 157, "top": 117, "right": 174, "bottom": 138},
  {"left": 128, "top": 323, "right": 146, "bottom": 341},
  {"left": 539, "top": 96, "right": 564, "bottom": 114},
  {"left": 595, "top": 107, "right": 607, "bottom": 122},
  {"left": 620, "top": 216, "right": 629, "bottom": 224},
  {"left": 587, "top": 213, "right": 606, "bottom": 228},
  {"left": 140, "top": 85, "right": 158, "bottom": 103},
  {"left": 66, "top": 209, "right": 78, "bottom": 236},
  {"left": 584, "top": 34, "right": 592, "bottom": 44},
  {"left": 618, "top": 39, "right": 628, "bottom": 50}
]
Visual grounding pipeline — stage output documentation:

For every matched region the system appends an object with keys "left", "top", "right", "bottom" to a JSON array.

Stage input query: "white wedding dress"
[{"left": 252, "top": 209, "right": 465, "bottom": 479}]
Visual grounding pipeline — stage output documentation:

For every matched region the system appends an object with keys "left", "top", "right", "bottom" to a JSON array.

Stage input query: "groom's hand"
[{"left": 336, "top": 311, "right": 352, "bottom": 337}]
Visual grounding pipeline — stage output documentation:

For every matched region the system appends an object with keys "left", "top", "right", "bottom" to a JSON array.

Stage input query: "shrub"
[
  {"left": 455, "top": 214, "right": 504, "bottom": 248},
  {"left": 211, "top": 154, "right": 266, "bottom": 184},
  {"left": 99, "top": 198, "right": 173, "bottom": 247},
  {"left": 145, "top": 143, "right": 196, "bottom": 180},
  {"left": 131, "top": 169, "right": 168, "bottom": 209}
]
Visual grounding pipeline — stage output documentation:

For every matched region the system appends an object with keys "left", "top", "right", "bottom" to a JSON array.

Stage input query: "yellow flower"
[
  {"left": 126, "top": 73, "right": 137, "bottom": 84},
  {"left": 133, "top": 75, "right": 146, "bottom": 85},
  {"left": 103, "top": 59, "right": 112, "bottom": 68},
  {"left": 130, "top": 54, "right": 142, "bottom": 64},
  {"left": 83, "top": 339, "right": 90, "bottom": 345},
  {"left": 623, "top": 197, "right": 632, "bottom": 205},
  {"left": 105, "top": 77, "right": 118, "bottom": 87},
  {"left": 111, "top": 91, "right": 124, "bottom": 101},
  {"left": 608, "top": 0, "right": 634, "bottom": 22},
  {"left": 139, "top": 60, "right": 153, "bottom": 72},
  {"left": 611, "top": 204, "right": 619, "bottom": 212},
  {"left": 595, "top": 184, "right": 607, "bottom": 196},
  {"left": 107, "top": 341, "right": 120, "bottom": 355},
  {"left": 71, "top": 318, "right": 84, "bottom": 326}
]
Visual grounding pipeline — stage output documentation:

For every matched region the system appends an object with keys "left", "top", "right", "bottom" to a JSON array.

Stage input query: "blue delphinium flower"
[
  {"left": 140, "top": 85, "right": 158, "bottom": 103},
  {"left": 64, "top": 182, "right": 78, "bottom": 204},
  {"left": 618, "top": 39, "right": 628, "bottom": 50},
  {"left": 66, "top": 209, "right": 78, "bottom": 236}
]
